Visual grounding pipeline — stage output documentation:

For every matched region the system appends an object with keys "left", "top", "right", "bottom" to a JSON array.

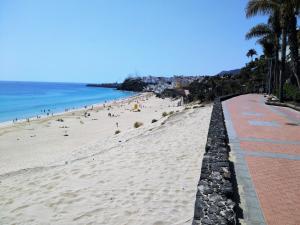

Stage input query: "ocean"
[{"left": 0, "top": 81, "right": 134, "bottom": 123}]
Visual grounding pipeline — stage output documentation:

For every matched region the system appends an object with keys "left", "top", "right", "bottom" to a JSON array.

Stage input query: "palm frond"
[
  {"left": 257, "top": 37, "right": 275, "bottom": 57},
  {"left": 246, "top": 0, "right": 278, "bottom": 18},
  {"left": 246, "top": 23, "right": 272, "bottom": 40}
]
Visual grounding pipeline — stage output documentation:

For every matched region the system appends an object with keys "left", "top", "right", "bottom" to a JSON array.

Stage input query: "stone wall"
[{"left": 192, "top": 95, "right": 239, "bottom": 225}]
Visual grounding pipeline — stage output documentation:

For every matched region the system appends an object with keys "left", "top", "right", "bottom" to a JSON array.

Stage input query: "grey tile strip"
[
  {"left": 223, "top": 101, "right": 267, "bottom": 225},
  {"left": 235, "top": 149, "right": 300, "bottom": 161},
  {"left": 222, "top": 103, "right": 237, "bottom": 139},
  {"left": 237, "top": 137, "right": 300, "bottom": 145},
  {"left": 248, "top": 120, "right": 280, "bottom": 127}
]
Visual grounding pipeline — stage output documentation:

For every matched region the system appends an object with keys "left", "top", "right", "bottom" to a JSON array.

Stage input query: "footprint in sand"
[
  {"left": 11, "top": 204, "right": 29, "bottom": 213},
  {"left": 89, "top": 164, "right": 96, "bottom": 169},
  {"left": 4, "top": 199, "right": 14, "bottom": 205},
  {"left": 51, "top": 175, "right": 61, "bottom": 180},
  {"left": 79, "top": 173, "right": 91, "bottom": 179}
]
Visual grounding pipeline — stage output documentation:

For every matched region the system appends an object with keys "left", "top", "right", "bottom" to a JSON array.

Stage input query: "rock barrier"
[{"left": 192, "top": 95, "right": 239, "bottom": 225}]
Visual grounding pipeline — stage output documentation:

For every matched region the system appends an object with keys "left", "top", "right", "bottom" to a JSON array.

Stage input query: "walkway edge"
[{"left": 223, "top": 100, "right": 266, "bottom": 225}]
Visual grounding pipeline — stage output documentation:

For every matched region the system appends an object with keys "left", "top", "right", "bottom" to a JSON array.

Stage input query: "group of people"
[
  {"left": 12, "top": 108, "right": 56, "bottom": 124},
  {"left": 12, "top": 117, "right": 30, "bottom": 123}
]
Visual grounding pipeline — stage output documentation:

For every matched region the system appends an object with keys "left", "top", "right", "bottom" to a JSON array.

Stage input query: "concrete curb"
[{"left": 265, "top": 100, "right": 300, "bottom": 112}]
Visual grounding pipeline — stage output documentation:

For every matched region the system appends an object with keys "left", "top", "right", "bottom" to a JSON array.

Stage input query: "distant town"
[
  {"left": 140, "top": 75, "right": 203, "bottom": 93},
  {"left": 87, "top": 75, "right": 203, "bottom": 93},
  {"left": 87, "top": 69, "right": 241, "bottom": 95}
]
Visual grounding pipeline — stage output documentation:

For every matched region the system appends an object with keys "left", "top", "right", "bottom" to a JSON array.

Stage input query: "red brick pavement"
[
  {"left": 226, "top": 95, "right": 300, "bottom": 141},
  {"left": 240, "top": 141, "right": 300, "bottom": 155},
  {"left": 246, "top": 157, "right": 300, "bottom": 225},
  {"left": 225, "top": 94, "right": 300, "bottom": 225}
]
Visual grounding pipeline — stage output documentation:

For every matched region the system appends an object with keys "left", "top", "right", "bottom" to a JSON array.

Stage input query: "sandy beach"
[{"left": 0, "top": 93, "right": 212, "bottom": 225}]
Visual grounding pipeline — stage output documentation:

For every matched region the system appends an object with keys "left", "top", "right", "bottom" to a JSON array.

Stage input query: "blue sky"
[{"left": 0, "top": 0, "right": 266, "bottom": 83}]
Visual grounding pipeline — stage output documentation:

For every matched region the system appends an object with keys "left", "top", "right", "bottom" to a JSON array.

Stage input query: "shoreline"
[{"left": 0, "top": 92, "right": 141, "bottom": 129}]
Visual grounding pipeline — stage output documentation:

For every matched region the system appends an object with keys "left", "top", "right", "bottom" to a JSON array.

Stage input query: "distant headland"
[{"left": 86, "top": 83, "right": 120, "bottom": 89}]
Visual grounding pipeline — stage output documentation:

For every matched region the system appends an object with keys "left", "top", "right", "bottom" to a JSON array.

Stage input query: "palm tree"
[
  {"left": 268, "top": 12, "right": 281, "bottom": 93},
  {"left": 246, "top": 0, "right": 300, "bottom": 101},
  {"left": 247, "top": 49, "right": 258, "bottom": 61},
  {"left": 246, "top": 0, "right": 281, "bottom": 96},
  {"left": 286, "top": 1, "right": 300, "bottom": 89},
  {"left": 246, "top": 23, "right": 275, "bottom": 93},
  {"left": 246, "top": 23, "right": 274, "bottom": 56}
]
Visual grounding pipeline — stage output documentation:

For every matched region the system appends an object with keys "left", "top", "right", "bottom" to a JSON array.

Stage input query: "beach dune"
[{"left": 0, "top": 93, "right": 212, "bottom": 225}]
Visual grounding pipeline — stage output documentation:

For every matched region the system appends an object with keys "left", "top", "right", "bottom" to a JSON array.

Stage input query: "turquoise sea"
[{"left": 0, "top": 81, "right": 134, "bottom": 123}]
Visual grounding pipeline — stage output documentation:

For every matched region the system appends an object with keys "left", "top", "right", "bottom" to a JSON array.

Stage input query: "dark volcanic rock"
[{"left": 192, "top": 96, "right": 237, "bottom": 225}]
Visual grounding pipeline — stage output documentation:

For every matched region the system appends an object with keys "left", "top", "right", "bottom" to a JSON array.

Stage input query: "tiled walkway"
[{"left": 222, "top": 94, "right": 300, "bottom": 225}]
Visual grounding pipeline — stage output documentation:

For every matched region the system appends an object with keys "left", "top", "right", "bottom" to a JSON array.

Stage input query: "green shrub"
[
  {"left": 284, "top": 83, "right": 300, "bottom": 102},
  {"left": 162, "top": 112, "right": 168, "bottom": 117},
  {"left": 118, "top": 78, "right": 146, "bottom": 92},
  {"left": 115, "top": 130, "right": 121, "bottom": 134}
]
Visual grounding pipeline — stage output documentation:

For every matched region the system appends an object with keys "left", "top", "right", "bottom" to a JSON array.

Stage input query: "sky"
[{"left": 0, "top": 0, "right": 267, "bottom": 83}]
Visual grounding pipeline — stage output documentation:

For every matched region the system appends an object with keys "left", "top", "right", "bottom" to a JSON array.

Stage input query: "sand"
[{"left": 0, "top": 93, "right": 212, "bottom": 225}]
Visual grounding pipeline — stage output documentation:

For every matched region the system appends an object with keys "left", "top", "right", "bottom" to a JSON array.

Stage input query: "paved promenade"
[{"left": 222, "top": 94, "right": 300, "bottom": 225}]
